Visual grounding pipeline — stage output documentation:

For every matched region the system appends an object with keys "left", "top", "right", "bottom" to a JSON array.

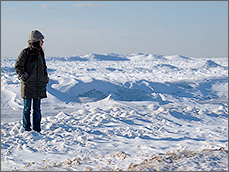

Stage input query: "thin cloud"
[
  {"left": 41, "top": 4, "right": 54, "bottom": 10},
  {"left": 3, "top": 6, "right": 16, "bottom": 11},
  {"left": 73, "top": 2, "right": 105, "bottom": 8}
]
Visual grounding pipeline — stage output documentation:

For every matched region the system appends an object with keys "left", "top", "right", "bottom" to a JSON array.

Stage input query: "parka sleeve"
[
  {"left": 44, "top": 65, "right": 48, "bottom": 77},
  {"left": 41, "top": 54, "right": 48, "bottom": 77},
  {"left": 15, "top": 49, "right": 27, "bottom": 78}
]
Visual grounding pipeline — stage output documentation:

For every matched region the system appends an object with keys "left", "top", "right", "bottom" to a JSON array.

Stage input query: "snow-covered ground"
[{"left": 1, "top": 53, "right": 228, "bottom": 171}]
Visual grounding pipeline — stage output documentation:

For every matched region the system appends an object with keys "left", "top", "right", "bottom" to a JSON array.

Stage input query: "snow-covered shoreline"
[{"left": 1, "top": 53, "right": 228, "bottom": 171}]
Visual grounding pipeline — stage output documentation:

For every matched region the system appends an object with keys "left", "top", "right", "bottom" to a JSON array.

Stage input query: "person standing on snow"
[{"left": 15, "top": 30, "right": 49, "bottom": 132}]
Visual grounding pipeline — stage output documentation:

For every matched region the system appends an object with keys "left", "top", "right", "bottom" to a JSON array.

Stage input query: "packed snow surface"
[{"left": 1, "top": 53, "right": 228, "bottom": 171}]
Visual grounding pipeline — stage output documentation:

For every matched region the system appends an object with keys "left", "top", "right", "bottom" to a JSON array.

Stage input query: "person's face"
[{"left": 40, "top": 40, "right": 44, "bottom": 47}]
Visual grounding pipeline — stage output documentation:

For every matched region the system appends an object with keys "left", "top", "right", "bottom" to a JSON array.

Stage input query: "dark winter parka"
[{"left": 15, "top": 47, "right": 49, "bottom": 99}]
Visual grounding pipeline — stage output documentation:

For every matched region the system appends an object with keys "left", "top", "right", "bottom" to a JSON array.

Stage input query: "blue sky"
[{"left": 1, "top": 1, "right": 228, "bottom": 58}]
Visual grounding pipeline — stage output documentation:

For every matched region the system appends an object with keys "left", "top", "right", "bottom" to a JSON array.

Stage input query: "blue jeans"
[{"left": 23, "top": 98, "right": 41, "bottom": 132}]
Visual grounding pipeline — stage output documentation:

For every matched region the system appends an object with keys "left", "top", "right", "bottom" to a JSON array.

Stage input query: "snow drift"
[{"left": 1, "top": 53, "right": 228, "bottom": 171}]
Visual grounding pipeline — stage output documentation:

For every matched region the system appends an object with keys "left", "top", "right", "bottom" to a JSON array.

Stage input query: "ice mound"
[
  {"left": 164, "top": 55, "right": 191, "bottom": 60},
  {"left": 203, "top": 59, "right": 225, "bottom": 68}
]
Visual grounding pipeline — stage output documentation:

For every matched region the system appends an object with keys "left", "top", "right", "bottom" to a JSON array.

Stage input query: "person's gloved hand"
[{"left": 19, "top": 72, "right": 29, "bottom": 81}]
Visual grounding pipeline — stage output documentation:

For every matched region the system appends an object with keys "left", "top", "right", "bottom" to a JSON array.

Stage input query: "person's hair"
[
  {"left": 28, "top": 41, "right": 44, "bottom": 61},
  {"left": 29, "top": 41, "right": 42, "bottom": 50}
]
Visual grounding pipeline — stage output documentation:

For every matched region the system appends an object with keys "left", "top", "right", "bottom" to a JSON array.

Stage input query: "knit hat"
[{"left": 28, "top": 30, "right": 44, "bottom": 43}]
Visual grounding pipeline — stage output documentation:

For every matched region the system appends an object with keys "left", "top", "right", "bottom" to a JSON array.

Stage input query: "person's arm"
[{"left": 15, "top": 49, "right": 29, "bottom": 81}]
